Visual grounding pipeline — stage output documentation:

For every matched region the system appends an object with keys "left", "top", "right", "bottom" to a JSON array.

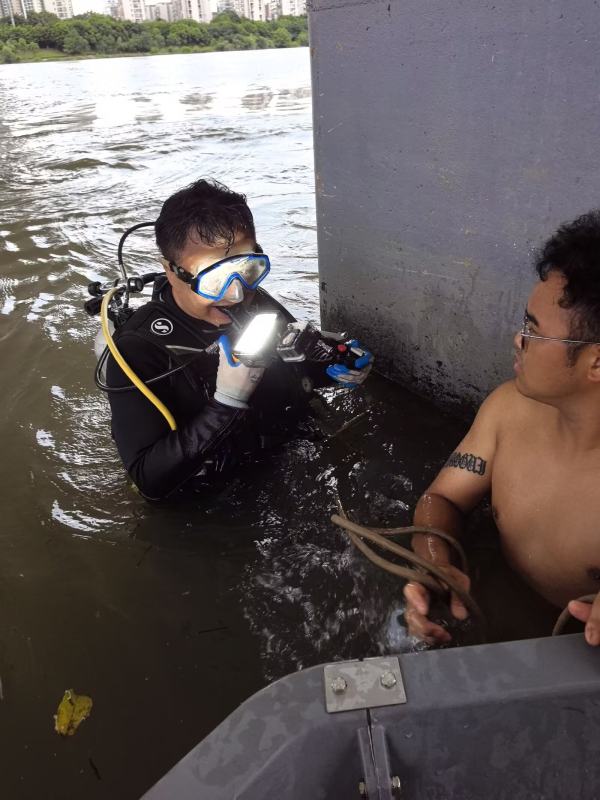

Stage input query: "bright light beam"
[{"left": 234, "top": 313, "right": 278, "bottom": 356}]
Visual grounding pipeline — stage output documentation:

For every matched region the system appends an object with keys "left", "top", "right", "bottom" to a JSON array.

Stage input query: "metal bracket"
[
  {"left": 358, "top": 724, "right": 402, "bottom": 799},
  {"left": 324, "top": 656, "right": 406, "bottom": 713}
]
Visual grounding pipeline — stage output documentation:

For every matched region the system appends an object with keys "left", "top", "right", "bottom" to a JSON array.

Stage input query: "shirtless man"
[{"left": 404, "top": 210, "right": 600, "bottom": 647}]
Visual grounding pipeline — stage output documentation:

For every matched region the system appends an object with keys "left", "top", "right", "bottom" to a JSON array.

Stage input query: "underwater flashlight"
[{"left": 232, "top": 313, "right": 279, "bottom": 365}]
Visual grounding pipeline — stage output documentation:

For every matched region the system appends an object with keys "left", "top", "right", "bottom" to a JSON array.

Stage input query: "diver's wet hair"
[
  {"left": 155, "top": 178, "right": 256, "bottom": 261},
  {"left": 535, "top": 210, "right": 600, "bottom": 363}
]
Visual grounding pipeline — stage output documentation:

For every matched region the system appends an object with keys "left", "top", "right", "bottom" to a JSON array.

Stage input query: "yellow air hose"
[{"left": 100, "top": 287, "right": 177, "bottom": 431}]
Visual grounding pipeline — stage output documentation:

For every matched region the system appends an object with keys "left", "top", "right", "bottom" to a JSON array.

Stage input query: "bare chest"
[{"left": 492, "top": 434, "right": 600, "bottom": 606}]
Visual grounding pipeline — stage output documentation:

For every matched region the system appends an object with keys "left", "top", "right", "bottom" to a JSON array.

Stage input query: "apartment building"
[
  {"left": 278, "top": 0, "right": 305, "bottom": 15},
  {"left": 171, "top": 0, "right": 211, "bottom": 23},
  {"left": 115, "top": 0, "right": 144, "bottom": 21},
  {"left": 144, "top": 0, "right": 173, "bottom": 20},
  {"left": 42, "top": 0, "right": 73, "bottom": 16},
  {"left": 1, "top": 0, "right": 45, "bottom": 18},
  {"left": 217, "top": 0, "right": 304, "bottom": 19}
]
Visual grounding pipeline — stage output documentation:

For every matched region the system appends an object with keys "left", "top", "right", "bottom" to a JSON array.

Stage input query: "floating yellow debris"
[{"left": 54, "top": 689, "right": 93, "bottom": 736}]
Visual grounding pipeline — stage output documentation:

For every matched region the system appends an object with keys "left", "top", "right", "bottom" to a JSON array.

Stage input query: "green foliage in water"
[{"left": 0, "top": 10, "right": 308, "bottom": 62}]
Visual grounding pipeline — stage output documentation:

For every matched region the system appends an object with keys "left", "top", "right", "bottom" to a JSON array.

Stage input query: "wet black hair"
[
  {"left": 534, "top": 210, "right": 600, "bottom": 363},
  {"left": 155, "top": 178, "right": 256, "bottom": 262}
]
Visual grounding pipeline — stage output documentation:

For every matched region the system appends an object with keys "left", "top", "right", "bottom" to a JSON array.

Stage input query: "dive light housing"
[{"left": 230, "top": 311, "right": 360, "bottom": 370}]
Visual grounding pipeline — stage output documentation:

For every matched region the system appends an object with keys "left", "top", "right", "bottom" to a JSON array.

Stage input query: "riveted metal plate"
[{"left": 324, "top": 656, "right": 406, "bottom": 713}]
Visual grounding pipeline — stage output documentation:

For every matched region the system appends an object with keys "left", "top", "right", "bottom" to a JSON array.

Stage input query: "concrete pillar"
[{"left": 309, "top": 0, "right": 600, "bottom": 407}]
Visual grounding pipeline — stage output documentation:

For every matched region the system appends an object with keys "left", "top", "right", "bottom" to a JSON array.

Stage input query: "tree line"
[{"left": 0, "top": 10, "right": 308, "bottom": 63}]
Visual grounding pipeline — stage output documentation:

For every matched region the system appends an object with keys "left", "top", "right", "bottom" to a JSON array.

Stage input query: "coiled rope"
[{"left": 331, "top": 504, "right": 590, "bottom": 641}]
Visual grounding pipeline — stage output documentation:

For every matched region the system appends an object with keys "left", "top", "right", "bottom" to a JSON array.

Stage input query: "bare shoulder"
[
  {"left": 477, "top": 380, "right": 540, "bottom": 438},
  {"left": 480, "top": 379, "right": 521, "bottom": 411}
]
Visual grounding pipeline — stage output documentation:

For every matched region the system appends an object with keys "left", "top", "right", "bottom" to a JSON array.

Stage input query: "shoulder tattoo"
[{"left": 445, "top": 451, "right": 487, "bottom": 476}]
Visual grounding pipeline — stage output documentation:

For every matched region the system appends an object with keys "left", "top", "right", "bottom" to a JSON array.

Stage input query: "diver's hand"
[
  {"left": 214, "top": 336, "right": 264, "bottom": 409},
  {"left": 326, "top": 341, "right": 373, "bottom": 388},
  {"left": 568, "top": 592, "right": 600, "bottom": 646},
  {"left": 403, "top": 564, "right": 471, "bottom": 645}
]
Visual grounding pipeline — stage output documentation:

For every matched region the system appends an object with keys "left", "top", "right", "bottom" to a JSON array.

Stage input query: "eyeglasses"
[
  {"left": 168, "top": 253, "right": 270, "bottom": 301},
  {"left": 519, "top": 311, "right": 600, "bottom": 351}
]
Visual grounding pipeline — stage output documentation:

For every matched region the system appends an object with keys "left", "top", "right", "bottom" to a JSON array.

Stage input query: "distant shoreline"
[
  {"left": 0, "top": 11, "right": 308, "bottom": 66},
  {"left": 1, "top": 44, "right": 308, "bottom": 66}
]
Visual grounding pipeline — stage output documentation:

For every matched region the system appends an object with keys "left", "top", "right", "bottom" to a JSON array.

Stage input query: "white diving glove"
[{"left": 214, "top": 335, "right": 264, "bottom": 409}]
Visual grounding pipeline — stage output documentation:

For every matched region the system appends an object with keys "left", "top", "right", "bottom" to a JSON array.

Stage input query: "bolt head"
[
  {"left": 331, "top": 675, "right": 347, "bottom": 694},
  {"left": 358, "top": 780, "right": 367, "bottom": 796},
  {"left": 380, "top": 670, "right": 397, "bottom": 689},
  {"left": 391, "top": 775, "right": 401, "bottom": 790}
]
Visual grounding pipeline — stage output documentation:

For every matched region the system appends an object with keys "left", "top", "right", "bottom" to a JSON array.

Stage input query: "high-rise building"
[
  {"left": 145, "top": 0, "right": 172, "bottom": 20},
  {"left": 115, "top": 0, "right": 143, "bottom": 21},
  {"left": 216, "top": 0, "right": 241, "bottom": 15},
  {"left": 171, "top": 0, "right": 211, "bottom": 23},
  {"left": 1, "top": 0, "right": 44, "bottom": 18},
  {"left": 216, "top": 0, "right": 305, "bottom": 18},
  {"left": 42, "top": 0, "right": 73, "bottom": 17},
  {"left": 244, "top": 0, "right": 265, "bottom": 21},
  {"left": 278, "top": 0, "right": 305, "bottom": 15},
  {"left": 217, "top": 0, "right": 265, "bottom": 21}
]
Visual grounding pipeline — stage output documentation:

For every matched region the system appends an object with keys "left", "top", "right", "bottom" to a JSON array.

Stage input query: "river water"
[{"left": 0, "top": 48, "right": 548, "bottom": 799}]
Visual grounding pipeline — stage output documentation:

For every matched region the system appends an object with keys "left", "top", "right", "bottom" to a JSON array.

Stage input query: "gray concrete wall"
[{"left": 309, "top": 0, "right": 600, "bottom": 407}]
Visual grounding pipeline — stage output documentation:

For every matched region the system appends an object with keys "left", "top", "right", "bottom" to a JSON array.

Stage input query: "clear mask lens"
[{"left": 194, "top": 254, "right": 269, "bottom": 299}]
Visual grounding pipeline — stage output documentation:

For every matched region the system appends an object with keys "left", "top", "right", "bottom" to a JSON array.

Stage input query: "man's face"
[
  {"left": 513, "top": 271, "right": 586, "bottom": 403},
  {"left": 164, "top": 233, "right": 256, "bottom": 326}
]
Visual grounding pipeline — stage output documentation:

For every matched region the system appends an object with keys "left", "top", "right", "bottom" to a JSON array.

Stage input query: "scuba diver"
[{"left": 87, "top": 179, "right": 373, "bottom": 501}]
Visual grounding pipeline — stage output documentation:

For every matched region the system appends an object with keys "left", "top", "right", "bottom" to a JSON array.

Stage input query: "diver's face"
[{"left": 164, "top": 233, "right": 256, "bottom": 326}]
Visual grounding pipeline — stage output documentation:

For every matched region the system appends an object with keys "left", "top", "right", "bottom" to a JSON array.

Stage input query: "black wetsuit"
[{"left": 105, "top": 277, "right": 328, "bottom": 500}]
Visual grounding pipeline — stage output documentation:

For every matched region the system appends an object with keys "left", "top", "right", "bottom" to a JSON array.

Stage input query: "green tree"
[
  {"left": 63, "top": 28, "right": 90, "bottom": 54},
  {"left": 0, "top": 42, "right": 18, "bottom": 63},
  {"left": 276, "top": 15, "right": 306, "bottom": 38},
  {"left": 271, "top": 27, "right": 292, "bottom": 48},
  {"left": 213, "top": 37, "right": 234, "bottom": 51},
  {"left": 21, "top": 11, "right": 57, "bottom": 25},
  {"left": 209, "top": 10, "right": 242, "bottom": 40},
  {"left": 0, "top": 37, "right": 39, "bottom": 63},
  {"left": 0, "top": 7, "right": 307, "bottom": 61},
  {"left": 137, "top": 27, "right": 165, "bottom": 51},
  {"left": 168, "top": 19, "right": 209, "bottom": 46}
]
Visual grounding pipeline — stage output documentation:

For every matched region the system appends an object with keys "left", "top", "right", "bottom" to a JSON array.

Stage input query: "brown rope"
[
  {"left": 552, "top": 594, "right": 596, "bottom": 637},
  {"left": 331, "top": 493, "right": 590, "bottom": 641},
  {"left": 331, "top": 512, "right": 486, "bottom": 636},
  {"left": 364, "top": 524, "right": 469, "bottom": 574}
]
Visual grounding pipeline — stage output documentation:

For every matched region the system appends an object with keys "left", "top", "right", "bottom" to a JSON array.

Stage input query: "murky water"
[{"left": 0, "top": 48, "right": 550, "bottom": 799}]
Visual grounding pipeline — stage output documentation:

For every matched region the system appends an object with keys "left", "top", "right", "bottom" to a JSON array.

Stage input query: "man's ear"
[
  {"left": 587, "top": 346, "right": 600, "bottom": 383},
  {"left": 160, "top": 257, "right": 179, "bottom": 289}
]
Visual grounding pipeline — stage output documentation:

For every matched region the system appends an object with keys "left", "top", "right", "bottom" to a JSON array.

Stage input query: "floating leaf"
[{"left": 54, "top": 689, "right": 93, "bottom": 736}]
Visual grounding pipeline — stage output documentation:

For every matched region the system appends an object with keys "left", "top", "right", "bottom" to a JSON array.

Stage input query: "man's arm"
[
  {"left": 405, "top": 382, "right": 510, "bottom": 642},
  {"left": 106, "top": 335, "right": 245, "bottom": 501}
]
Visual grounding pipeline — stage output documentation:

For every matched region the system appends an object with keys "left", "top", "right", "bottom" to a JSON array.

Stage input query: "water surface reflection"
[{"left": 0, "top": 48, "right": 466, "bottom": 799}]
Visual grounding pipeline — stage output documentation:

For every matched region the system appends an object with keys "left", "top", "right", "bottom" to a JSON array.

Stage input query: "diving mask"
[{"left": 169, "top": 252, "right": 270, "bottom": 301}]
